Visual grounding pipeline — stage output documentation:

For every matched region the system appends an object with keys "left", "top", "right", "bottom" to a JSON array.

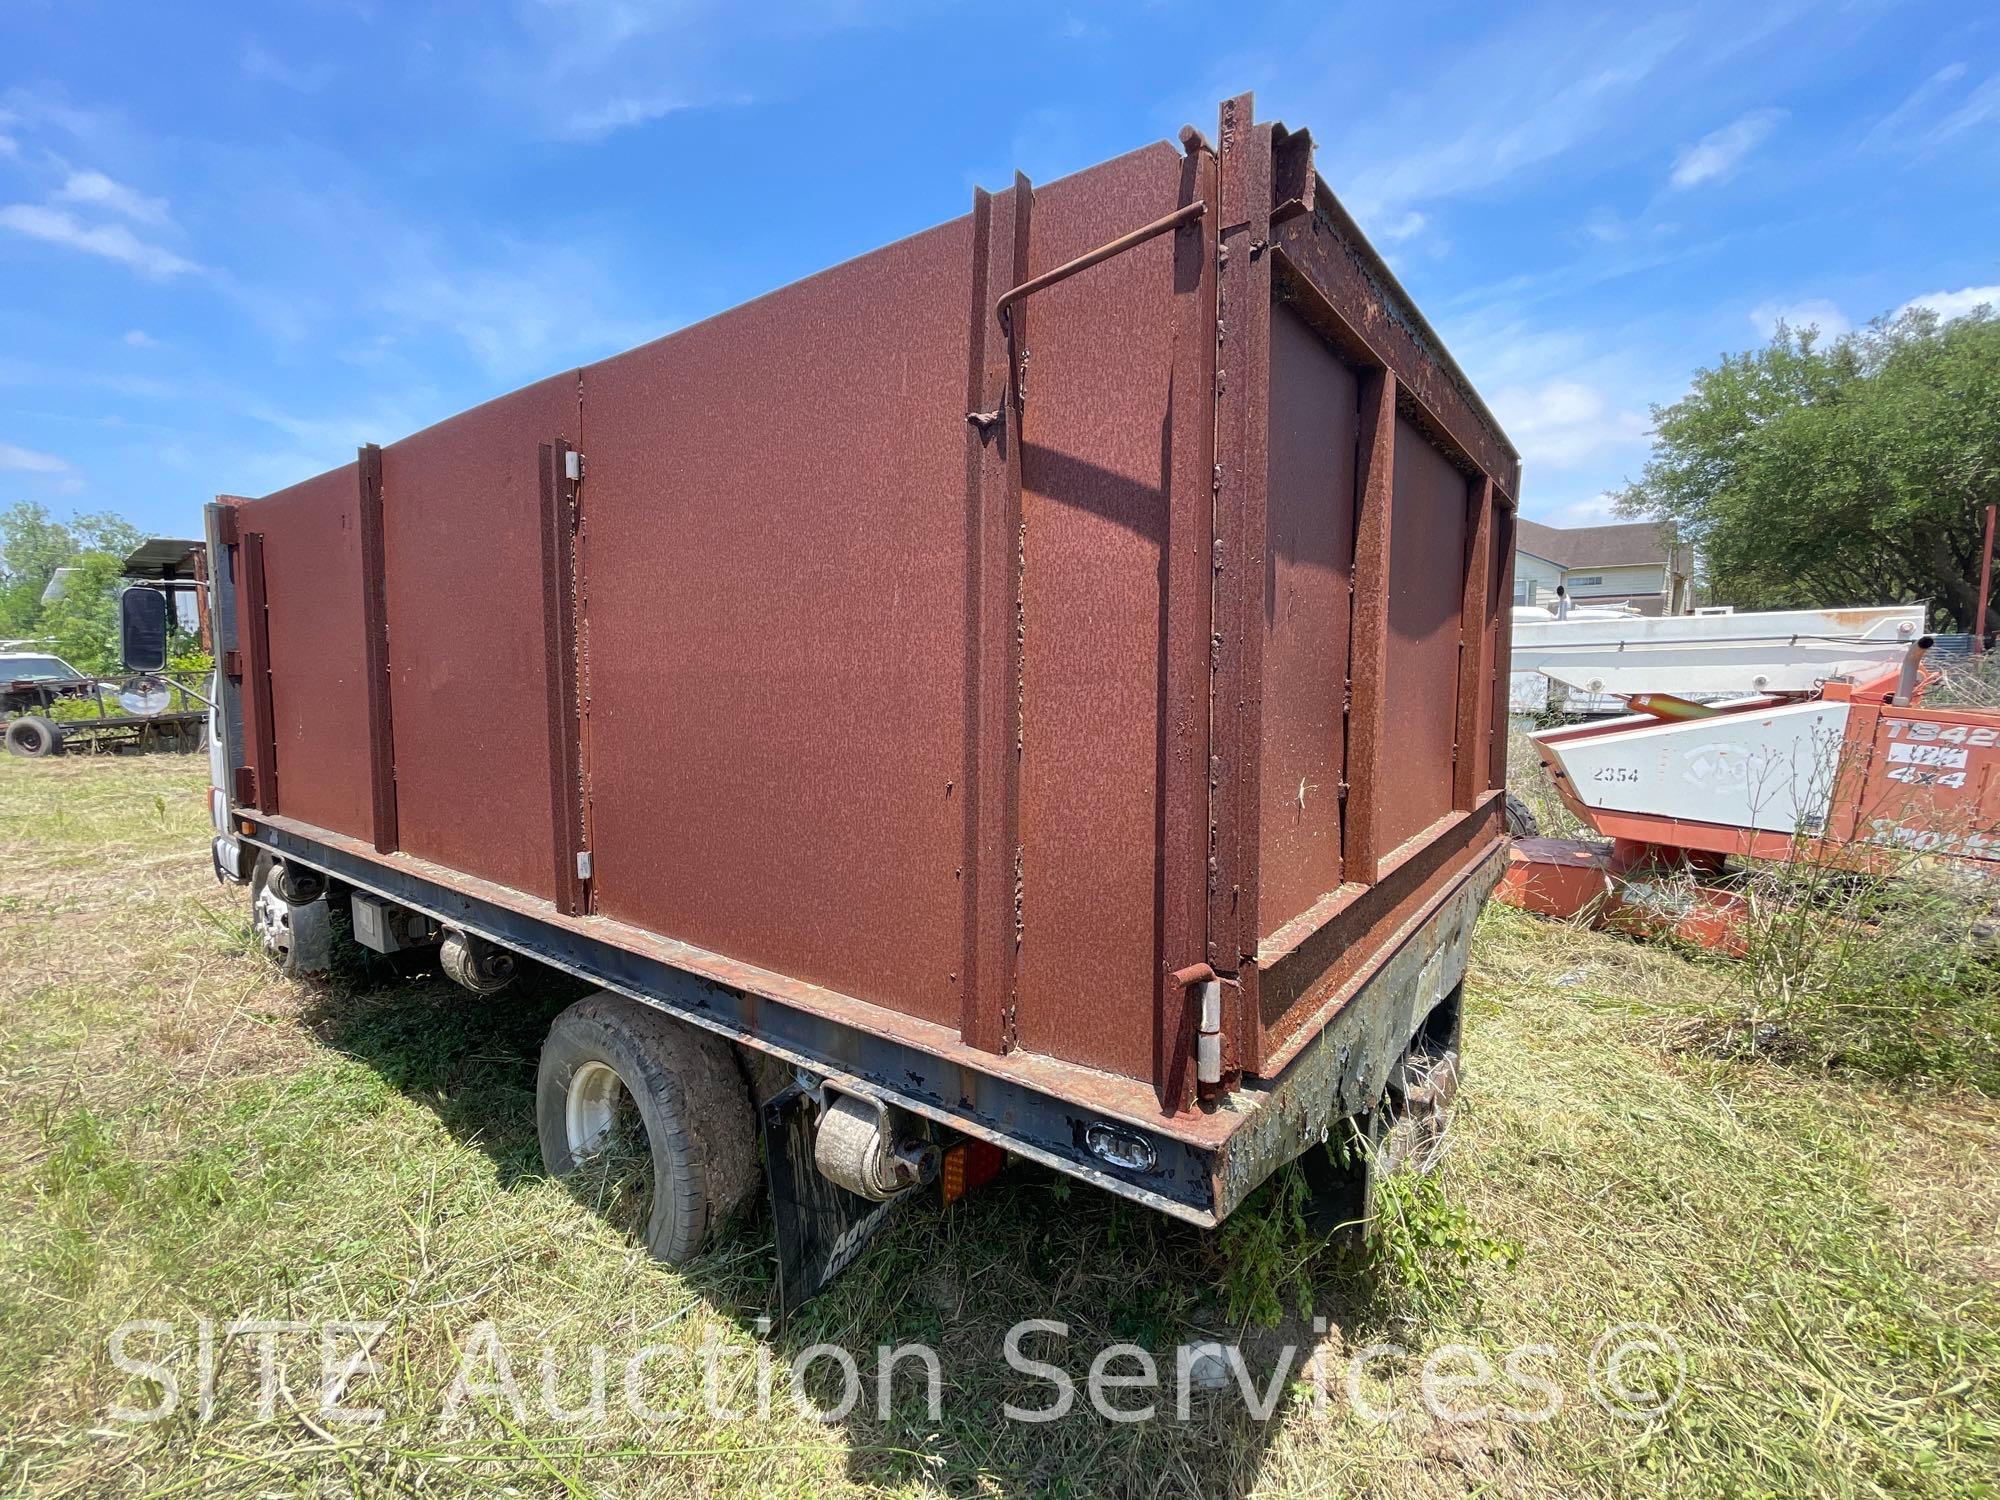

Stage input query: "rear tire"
[
  {"left": 537, "top": 994, "right": 759, "bottom": 1263},
  {"left": 5, "top": 716, "right": 64, "bottom": 758},
  {"left": 1503, "top": 791, "right": 1539, "bottom": 838}
]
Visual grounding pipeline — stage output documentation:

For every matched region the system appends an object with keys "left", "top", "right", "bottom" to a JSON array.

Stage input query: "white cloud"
[
  {"left": 1373, "top": 210, "right": 1428, "bottom": 245},
  {"left": 0, "top": 134, "right": 16, "bottom": 158},
  {"left": 0, "top": 203, "right": 198, "bottom": 277},
  {"left": 1895, "top": 285, "right": 2000, "bottom": 322},
  {"left": 558, "top": 92, "right": 702, "bottom": 140},
  {"left": 1490, "top": 378, "right": 1650, "bottom": 471},
  {"left": 1288, "top": 4, "right": 1731, "bottom": 223},
  {"left": 122, "top": 328, "right": 158, "bottom": 348},
  {"left": 0, "top": 441, "right": 69, "bottom": 473},
  {"left": 1932, "top": 71, "right": 2000, "bottom": 142},
  {"left": 1865, "top": 62, "right": 1969, "bottom": 149},
  {"left": 240, "top": 38, "right": 336, "bottom": 92},
  {"left": 1750, "top": 297, "right": 1850, "bottom": 339},
  {"left": 1551, "top": 492, "right": 1623, "bottom": 525},
  {"left": 1669, "top": 108, "right": 1783, "bottom": 189},
  {"left": 54, "top": 169, "right": 170, "bottom": 225}
]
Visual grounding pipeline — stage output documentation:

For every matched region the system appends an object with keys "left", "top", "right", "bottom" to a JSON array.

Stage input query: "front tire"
[
  {"left": 248, "top": 853, "right": 333, "bottom": 975},
  {"left": 537, "top": 994, "right": 759, "bottom": 1264}
]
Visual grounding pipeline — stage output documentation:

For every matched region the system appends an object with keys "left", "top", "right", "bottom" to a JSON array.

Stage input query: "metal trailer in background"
[
  {"left": 194, "top": 94, "right": 1521, "bottom": 1309},
  {"left": 3, "top": 539, "right": 212, "bottom": 759}
]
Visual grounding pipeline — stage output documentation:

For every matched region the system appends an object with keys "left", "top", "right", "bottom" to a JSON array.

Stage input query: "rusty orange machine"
[{"left": 1503, "top": 639, "right": 2000, "bottom": 951}]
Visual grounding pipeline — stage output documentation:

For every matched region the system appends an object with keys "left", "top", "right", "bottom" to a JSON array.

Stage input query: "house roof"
[{"left": 1516, "top": 518, "right": 1679, "bottom": 570}]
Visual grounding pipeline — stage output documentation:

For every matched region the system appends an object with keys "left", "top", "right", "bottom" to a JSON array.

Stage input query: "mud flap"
[
  {"left": 1301, "top": 984, "right": 1464, "bottom": 1237},
  {"left": 1299, "top": 1119, "right": 1375, "bottom": 1238},
  {"left": 762, "top": 1085, "right": 906, "bottom": 1322}
]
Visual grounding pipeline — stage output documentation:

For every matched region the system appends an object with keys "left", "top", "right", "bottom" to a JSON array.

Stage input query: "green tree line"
[
  {"left": 1618, "top": 304, "right": 2000, "bottom": 634},
  {"left": 0, "top": 502, "right": 187, "bottom": 675}
]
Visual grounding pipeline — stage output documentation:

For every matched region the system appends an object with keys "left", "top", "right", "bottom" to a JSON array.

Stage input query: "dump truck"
[{"left": 184, "top": 94, "right": 1521, "bottom": 1309}]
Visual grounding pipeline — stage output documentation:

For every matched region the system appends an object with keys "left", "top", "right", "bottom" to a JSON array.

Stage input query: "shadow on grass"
[{"left": 296, "top": 960, "right": 1412, "bottom": 1498}]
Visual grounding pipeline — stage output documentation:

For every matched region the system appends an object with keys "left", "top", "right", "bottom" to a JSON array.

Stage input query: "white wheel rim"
[
  {"left": 253, "top": 880, "right": 293, "bottom": 958},
  {"left": 565, "top": 1060, "right": 624, "bottom": 1157}
]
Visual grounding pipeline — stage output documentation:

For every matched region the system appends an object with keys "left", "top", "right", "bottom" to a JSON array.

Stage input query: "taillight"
[{"left": 939, "top": 1139, "right": 1007, "bottom": 1207}]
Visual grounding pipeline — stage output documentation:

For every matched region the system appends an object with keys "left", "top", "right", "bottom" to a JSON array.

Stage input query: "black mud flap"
[
  {"left": 1299, "top": 1121, "right": 1375, "bottom": 1238},
  {"left": 762, "top": 1085, "right": 906, "bottom": 1322}
]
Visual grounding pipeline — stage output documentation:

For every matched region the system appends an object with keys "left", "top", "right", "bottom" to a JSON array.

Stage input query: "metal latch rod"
[{"left": 994, "top": 200, "right": 1205, "bottom": 334}]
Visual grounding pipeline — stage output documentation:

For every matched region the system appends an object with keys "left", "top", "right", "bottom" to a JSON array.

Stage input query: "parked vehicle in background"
[
  {"left": 187, "top": 95, "right": 1521, "bottom": 1311},
  {"left": 2, "top": 549, "right": 212, "bottom": 758},
  {"left": 3, "top": 651, "right": 98, "bottom": 757}
]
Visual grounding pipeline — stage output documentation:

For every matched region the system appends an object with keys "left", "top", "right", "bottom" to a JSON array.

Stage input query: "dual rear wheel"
[
  {"left": 536, "top": 996, "right": 760, "bottom": 1263},
  {"left": 243, "top": 858, "right": 760, "bottom": 1263}
]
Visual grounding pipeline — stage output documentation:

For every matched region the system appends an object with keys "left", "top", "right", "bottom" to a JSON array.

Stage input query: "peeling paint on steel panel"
[
  {"left": 1014, "top": 142, "right": 1186, "bottom": 1080},
  {"left": 379, "top": 375, "right": 577, "bottom": 901},
  {"left": 578, "top": 218, "right": 975, "bottom": 1033},
  {"left": 1257, "top": 303, "right": 1356, "bottom": 934},
  {"left": 1375, "top": 418, "right": 1468, "bottom": 857},
  {"left": 239, "top": 464, "right": 374, "bottom": 840}
]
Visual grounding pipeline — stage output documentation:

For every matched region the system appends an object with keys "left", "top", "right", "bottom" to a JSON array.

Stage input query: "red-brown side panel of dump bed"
[
  {"left": 1013, "top": 143, "right": 1192, "bottom": 1081},
  {"left": 1374, "top": 418, "right": 1470, "bottom": 859},
  {"left": 1257, "top": 302, "right": 1358, "bottom": 935},
  {"left": 577, "top": 219, "right": 975, "bottom": 1030},
  {"left": 236, "top": 466, "right": 374, "bottom": 840},
  {"left": 378, "top": 377, "right": 578, "bottom": 901}
]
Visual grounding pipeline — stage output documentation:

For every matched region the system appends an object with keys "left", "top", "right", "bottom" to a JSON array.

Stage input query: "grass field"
[{"left": 1, "top": 754, "right": 1996, "bottom": 1497}]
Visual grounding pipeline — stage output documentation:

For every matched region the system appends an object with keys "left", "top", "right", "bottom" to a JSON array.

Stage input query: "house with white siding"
[{"left": 1514, "top": 518, "right": 1693, "bottom": 617}]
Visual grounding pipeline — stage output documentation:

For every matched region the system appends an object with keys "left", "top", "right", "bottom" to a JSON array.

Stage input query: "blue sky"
[{"left": 1, "top": 0, "right": 1995, "bottom": 538}]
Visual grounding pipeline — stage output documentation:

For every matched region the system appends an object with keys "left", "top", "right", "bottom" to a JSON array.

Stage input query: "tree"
[
  {"left": 0, "top": 502, "right": 155, "bottom": 671},
  {"left": 1617, "top": 306, "right": 2000, "bottom": 633}
]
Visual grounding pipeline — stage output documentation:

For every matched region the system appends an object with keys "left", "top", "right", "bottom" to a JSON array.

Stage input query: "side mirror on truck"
[{"left": 119, "top": 585, "right": 170, "bottom": 672}]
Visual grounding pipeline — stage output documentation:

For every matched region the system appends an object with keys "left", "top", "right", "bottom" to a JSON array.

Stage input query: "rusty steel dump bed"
[{"left": 211, "top": 94, "right": 1518, "bottom": 1227}]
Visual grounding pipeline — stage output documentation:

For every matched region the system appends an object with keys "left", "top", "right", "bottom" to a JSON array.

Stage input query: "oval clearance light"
[{"left": 1085, "top": 1123, "right": 1156, "bottom": 1174}]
